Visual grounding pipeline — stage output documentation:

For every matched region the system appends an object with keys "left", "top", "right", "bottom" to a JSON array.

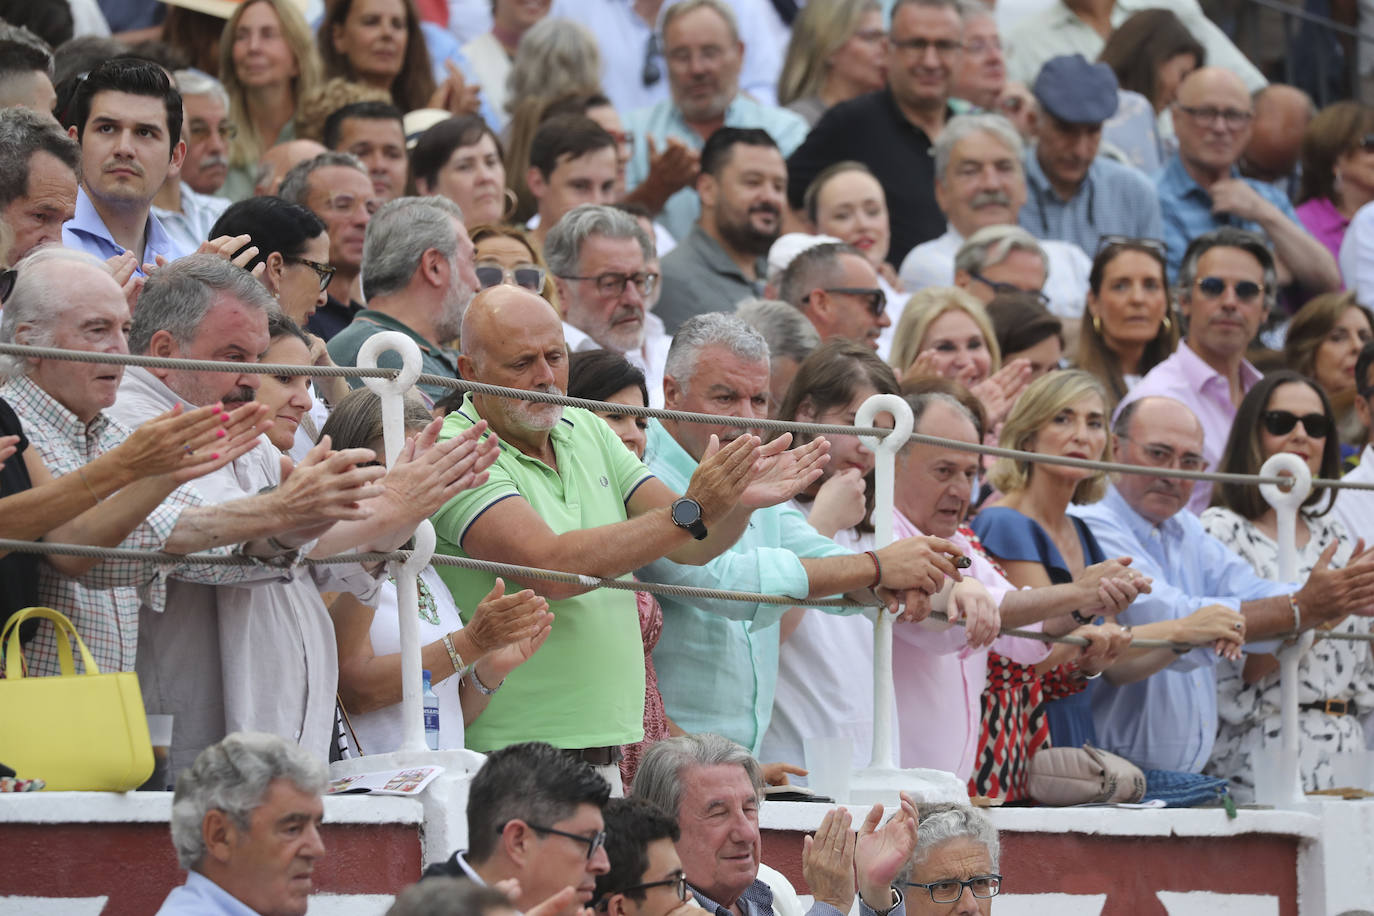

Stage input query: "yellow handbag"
[{"left": 0, "top": 607, "right": 154, "bottom": 791}]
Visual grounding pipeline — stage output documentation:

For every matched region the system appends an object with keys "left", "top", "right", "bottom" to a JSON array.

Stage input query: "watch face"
[{"left": 672, "top": 498, "right": 701, "bottom": 526}]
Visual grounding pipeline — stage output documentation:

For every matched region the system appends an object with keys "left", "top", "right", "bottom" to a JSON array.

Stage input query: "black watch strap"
[{"left": 670, "top": 497, "right": 708, "bottom": 540}]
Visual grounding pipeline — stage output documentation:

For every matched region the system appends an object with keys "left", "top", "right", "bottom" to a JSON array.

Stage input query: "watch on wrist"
[{"left": 670, "top": 497, "right": 708, "bottom": 540}]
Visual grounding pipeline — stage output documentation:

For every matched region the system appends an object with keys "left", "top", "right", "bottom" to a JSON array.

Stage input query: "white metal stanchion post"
[
  {"left": 1258, "top": 452, "right": 1313, "bottom": 807},
  {"left": 358, "top": 332, "right": 433, "bottom": 753}
]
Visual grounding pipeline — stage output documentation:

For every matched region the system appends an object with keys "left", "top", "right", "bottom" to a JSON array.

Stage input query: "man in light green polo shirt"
[
  {"left": 328, "top": 196, "right": 471, "bottom": 406},
  {"left": 431, "top": 284, "right": 830, "bottom": 787}
]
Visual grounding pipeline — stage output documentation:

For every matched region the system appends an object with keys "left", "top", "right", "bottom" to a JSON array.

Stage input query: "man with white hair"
[
  {"left": 151, "top": 69, "right": 232, "bottom": 254},
  {"left": 898, "top": 113, "right": 1091, "bottom": 321},
  {"left": 733, "top": 298, "right": 820, "bottom": 414},
  {"left": 548, "top": 204, "right": 670, "bottom": 408},
  {"left": 158, "top": 732, "right": 328, "bottom": 916},
  {"left": 899, "top": 805, "right": 1003, "bottom": 913},
  {"left": 328, "top": 196, "right": 476, "bottom": 407}
]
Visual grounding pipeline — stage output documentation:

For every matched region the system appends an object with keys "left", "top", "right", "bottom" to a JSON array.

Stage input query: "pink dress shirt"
[{"left": 890, "top": 510, "right": 1050, "bottom": 779}]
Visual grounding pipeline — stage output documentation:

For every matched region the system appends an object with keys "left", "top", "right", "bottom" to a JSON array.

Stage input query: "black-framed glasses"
[
  {"left": 642, "top": 33, "right": 662, "bottom": 87},
  {"left": 559, "top": 271, "right": 659, "bottom": 299},
  {"left": 891, "top": 36, "right": 962, "bottom": 55},
  {"left": 0, "top": 268, "right": 15, "bottom": 305},
  {"left": 513, "top": 822, "right": 607, "bottom": 861},
  {"left": 1095, "top": 235, "right": 1167, "bottom": 258},
  {"left": 1262, "top": 410, "right": 1332, "bottom": 438},
  {"left": 1117, "top": 435, "right": 1209, "bottom": 472},
  {"left": 476, "top": 262, "right": 546, "bottom": 292},
  {"left": 907, "top": 874, "right": 1001, "bottom": 904},
  {"left": 1176, "top": 105, "right": 1254, "bottom": 130},
  {"left": 1194, "top": 276, "right": 1263, "bottom": 303},
  {"left": 822, "top": 286, "right": 887, "bottom": 317},
  {"left": 284, "top": 255, "right": 337, "bottom": 292},
  {"left": 968, "top": 271, "right": 1050, "bottom": 307},
  {"left": 601, "top": 871, "right": 690, "bottom": 906}
]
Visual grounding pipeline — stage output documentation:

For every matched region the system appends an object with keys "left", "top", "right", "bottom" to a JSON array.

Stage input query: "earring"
[
  {"left": 1092, "top": 313, "right": 1102, "bottom": 335},
  {"left": 1161, "top": 313, "right": 1172, "bottom": 332},
  {"left": 502, "top": 188, "right": 519, "bottom": 222}
]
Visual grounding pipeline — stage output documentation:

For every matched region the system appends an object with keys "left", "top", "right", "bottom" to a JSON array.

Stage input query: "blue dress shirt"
[
  {"left": 1070, "top": 486, "right": 1291, "bottom": 773},
  {"left": 156, "top": 871, "right": 262, "bottom": 915},
  {"left": 1020, "top": 153, "right": 1164, "bottom": 257},
  {"left": 62, "top": 187, "right": 188, "bottom": 273},
  {"left": 625, "top": 96, "right": 808, "bottom": 243},
  {"left": 1155, "top": 153, "right": 1301, "bottom": 280},
  {"left": 638, "top": 421, "right": 856, "bottom": 755}
]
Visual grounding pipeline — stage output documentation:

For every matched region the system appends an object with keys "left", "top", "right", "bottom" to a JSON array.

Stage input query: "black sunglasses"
[
  {"left": 824, "top": 286, "right": 887, "bottom": 317},
  {"left": 475, "top": 263, "right": 546, "bottom": 292},
  {"left": 642, "top": 33, "right": 662, "bottom": 87},
  {"left": 968, "top": 272, "right": 1050, "bottom": 308},
  {"left": 284, "top": 255, "right": 337, "bottom": 292},
  {"left": 1262, "top": 410, "right": 1331, "bottom": 438},
  {"left": 0, "top": 268, "right": 14, "bottom": 304},
  {"left": 1195, "top": 276, "right": 1263, "bottom": 302}
]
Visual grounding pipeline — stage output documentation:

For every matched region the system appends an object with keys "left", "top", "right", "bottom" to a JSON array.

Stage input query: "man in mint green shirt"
[
  {"left": 640, "top": 314, "right": 969, "bottom": 755},
  {"left": 431, "top": 285, "right": 830, "bottom": 779}
]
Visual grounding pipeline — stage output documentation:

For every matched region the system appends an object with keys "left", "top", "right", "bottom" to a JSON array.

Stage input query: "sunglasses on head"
[
  {"left": 1194, "top": 276, "right": 1264, "bottom": 302},
  {"left": 1262, "top": 409, "right": 1331, "bottom": 438},
  {"left": 475, "top": 263, "right": 547, "bottom": 292},
  {"left": 1095, "top": 235, "right": 1167, "bottom": 258}
]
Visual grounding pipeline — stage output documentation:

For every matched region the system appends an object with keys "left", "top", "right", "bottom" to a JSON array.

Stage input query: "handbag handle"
[{"left": 2, "top": 607, "right": 101, "bottom": 679}]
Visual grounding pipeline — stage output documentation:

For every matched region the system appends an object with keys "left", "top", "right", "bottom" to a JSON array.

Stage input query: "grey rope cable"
[
  {"left": 8, "top": 341, "right": 1374, "bottom": 492},
  {"left": 6, "top": 536, "right": 1371, "bottom": 646}
]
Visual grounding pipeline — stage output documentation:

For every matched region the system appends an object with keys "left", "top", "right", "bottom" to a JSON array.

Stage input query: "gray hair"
[
  {"left": 361, "top": 196, "right": 465, "bottom": 301},
  {"left": 544, "top": 204, "right": 654, "bottom": 279},
  {"left": 387, "top": 878, "right": 515, "bottom": 916},
  {"left": 173, "top": 68, "right": 230, "bottom": 112},
  {"left": 954, "top": 0, "right": 993, "bottom": 20},
  {"left": 954, "top": 224, "right": 1046, "bottom": 275},
  {"left": 169, "top": 732, "right": 328, "bottom": 871},
  {"left": 906, "top": 804, "right": 1000, "bottom": 875},
  {"left": 632, "top": 734, "right": 765, "bottom": 819},
  {"left": 903, "top": 391, "right": 979, "bottom": 441},
  {"left": 735, "top": 298, "right": 821, "bottom": 364},
  {"left": 277, "top": 150, "right": 367, "bottom": 207},
  {"left": 0, "top": 247, "right": 111, "bottom": 377},
  {"left": 661, "top": 0, "right": 740, "bottom": 41},
  {"left": 130, "top": 254, "right": 279, "bottom": 355},
  {"left": 1175, "top": 227, "right": 1279, "bottom": 315},
  {"left": 663, "top": 312, "right": 770, "bottom": 391},
  {"left": 505, "top": 18, "right": 602, "bottom": 115},
  {"left": 776, "top": 241, "right": 864, "bottom": 309},
  {"left": 0, "top": 106, "right": 79, "bottom": 209},
  {"left": 933, "top": 113, "right": 1023, "bottom": 183}
]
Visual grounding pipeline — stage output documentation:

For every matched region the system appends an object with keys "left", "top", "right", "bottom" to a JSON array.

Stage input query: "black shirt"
[
  {"left": 307, "top": 294, "right": 365, "bottom": 341},
  {"left": 787, "top": 89, "right": 949, "bottom": 268},
  {"left": 0, "top": 398, "right": 39, "bottom": 642}
]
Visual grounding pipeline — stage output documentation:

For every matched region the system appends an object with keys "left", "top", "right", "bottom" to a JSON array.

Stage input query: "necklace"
[{"left": 390, "top": 573, "right": 440, "bottom": 625}]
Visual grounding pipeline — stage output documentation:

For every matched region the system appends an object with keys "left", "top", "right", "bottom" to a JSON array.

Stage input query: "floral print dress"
[{"left": 1199, "top": 508, "right": 1374, "bottom": 802}]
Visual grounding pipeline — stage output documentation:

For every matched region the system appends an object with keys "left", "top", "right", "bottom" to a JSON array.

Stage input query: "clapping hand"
[
  {"left": 854, "top": 792, "right": 920, "bottom": 909},
  {"left": 803, "top": 807, "right": 857, "bottom": 912},
  {"left": 738, "top": 433, "right": 830, "bottom": 509}
]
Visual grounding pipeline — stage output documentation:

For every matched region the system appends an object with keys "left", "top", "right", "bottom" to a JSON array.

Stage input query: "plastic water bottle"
[{"left": 422, "top": 669, "right": 440, "bottom": 750}]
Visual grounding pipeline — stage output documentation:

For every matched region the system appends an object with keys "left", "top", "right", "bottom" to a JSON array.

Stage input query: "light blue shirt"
[
  {"left": 1020, "top": 152, "right": 1164, "bottom": 257},
  {"left": 420, "top": 22, "right": 504, "bottom": 131},
  {"left": 625, "top": 96, "right": 808, "bottom": 243},
  {"left": 151, "top": 183, "right": 231, "bottom": 256},
  {"left": 1155, "top": 154, "right": 1300, "bottom": 280},
  {"left": 638, "top": 421, "right": 855, "bottom": 755},
  {"left": 63, "top": 187, "right": 188, "bottom": 273},
  {"left": 1070, "top": 485, "right": 1291, "bottom": 773},
  {"left": 156, "top": 871, "right": 262, "bottom": 915}
]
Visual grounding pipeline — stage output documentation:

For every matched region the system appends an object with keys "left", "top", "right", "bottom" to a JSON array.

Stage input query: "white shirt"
[
  {"left": 1341, "top": 201, "right": 1374, "bottom": 305},
  {"left": 562, "top": 315, "right": 670, "bottom": 408},
  {"left": 461, "top": 32, "right": 512, "bottom": 129},
  {"left": 897, "top": 227, "right": 1093, "bottom": 322},
  {"left": 1332, "top": 445, "right": 1374, "bottom": 547}
]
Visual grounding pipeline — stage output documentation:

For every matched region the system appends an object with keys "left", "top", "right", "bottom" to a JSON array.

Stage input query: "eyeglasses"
[
  {"left": 476, "top": 262, "right": 547, "bottom": 292},
  {"left": 284, "top": 255, "right": 337, "bottom": 292},
  {"left": 1261, "top": 409, "right": 1331, "bottom": 438},
  {"left": 891, "top": 36, "right": 963, "bottom": 55},
  {"left": 1095, "top": 235, "right": 1167, "bottom": 258},
  {"left": 1118, "top": 435, "right": 1209, "bottom": 472},
  {"left": 906, "top": 875, "right": 1002, "bottom": 904},
  {"left": 186, "top": 121, "right": 239, "bottom": 143},
  {"left": 559, "top": 271, "right": 659, "bottom": 298},
  {"left": 1193, "top": 276, "right": 1264, "bottom": 303},
  {"left": 968, "top": 272, "right": 1050, "bottom": 308},
  {"left": 1176, "top": 105, "right": 1254, "bottom": 130},
  {"left": 602, "top": 871, "right": 690, "bottom": 906},
  {"left": 514, "top": 822, "right": 607, "bottom": 861},
  {"left": 642, "top": 33, "right": 662, "bottom": 87},
  {"left": 815, "top": 286, "right": 887, "bottom": 317},
  {"left": 0, "top": 268, "right": 14, "bottom": 304}
]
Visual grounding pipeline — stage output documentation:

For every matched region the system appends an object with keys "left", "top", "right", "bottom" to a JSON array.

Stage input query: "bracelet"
[
  {"left": 864, "top": 550, "right": 883, "bottom": 589},
  {"left": 265, "top": 535, "right": 295, "bottom": 555},
  {"left": 1285, "top": 593, "right": 1302, "bottom": 640},
  {"left": 441, "top": 633, "right": 468, "bottom": 676},
  {"left": 469, "top": 663, "right": 503, "bottom": 695},
  {"left": 77, "top": 467, "right": 102, "bottom": 505}
]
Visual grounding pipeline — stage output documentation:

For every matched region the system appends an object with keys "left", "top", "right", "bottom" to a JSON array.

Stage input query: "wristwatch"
[{"left": 670, "top": 497, "right": 708, "bottom": 540}]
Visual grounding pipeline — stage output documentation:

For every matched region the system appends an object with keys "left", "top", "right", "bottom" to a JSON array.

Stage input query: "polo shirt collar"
[
  {"left": 454, "top": 390, "right": 575, "bottom": 458},
  {"left": 354, "top": 310, "right": 455, "bottom": 363},
  {"left": 880, "top": 87, "right": 954, "bottom": 143},
  {"left": 686, "top": 225, "right": 763, "bottom": 285}
]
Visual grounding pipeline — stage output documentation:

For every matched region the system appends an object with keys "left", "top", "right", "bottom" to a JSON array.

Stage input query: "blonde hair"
[
  {"left": 293, "top": 76, "right": 392, "bottom": 142},
  {"left": 888, "top": 286, "right": 1001, "bottom": 378},
  {"left": 220, "top": 0, "right": 323, "bottom": 169},
  {"left": 987, "top": 369, "right": 1112, "bottom": 504},
  {"left": 777, "top": 0, "right": 880, "bottom": 107}
]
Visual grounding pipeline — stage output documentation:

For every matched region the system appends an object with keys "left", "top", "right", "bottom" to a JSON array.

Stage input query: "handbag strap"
[{"left": 1, "top": 607, "right": 101, "bottom": 679}]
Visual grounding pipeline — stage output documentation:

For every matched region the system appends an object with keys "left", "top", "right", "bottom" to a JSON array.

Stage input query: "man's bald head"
[
  {"left": 1244, "top": 85, "right": 1315, "bottom": 182},
  {"left": 1176, "top": 67, "right": 1250, "bottom": 107},
  {"left": 1174, "top": 67, "right": 1254, "bottom": 178},
  {"left": 1112, "top": 396, "right": 1206, "bottom": 524},
  {"left": 255, "top": 139, "right": 329, "bottom": 196},
  {"left": 460, "top": 285, "right": 564, "bottom": 368}
]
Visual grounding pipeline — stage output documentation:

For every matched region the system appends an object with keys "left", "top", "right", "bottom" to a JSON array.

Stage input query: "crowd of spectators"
[{"left": 6, "top": 0, "right": 1374, "bottom": 909}]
